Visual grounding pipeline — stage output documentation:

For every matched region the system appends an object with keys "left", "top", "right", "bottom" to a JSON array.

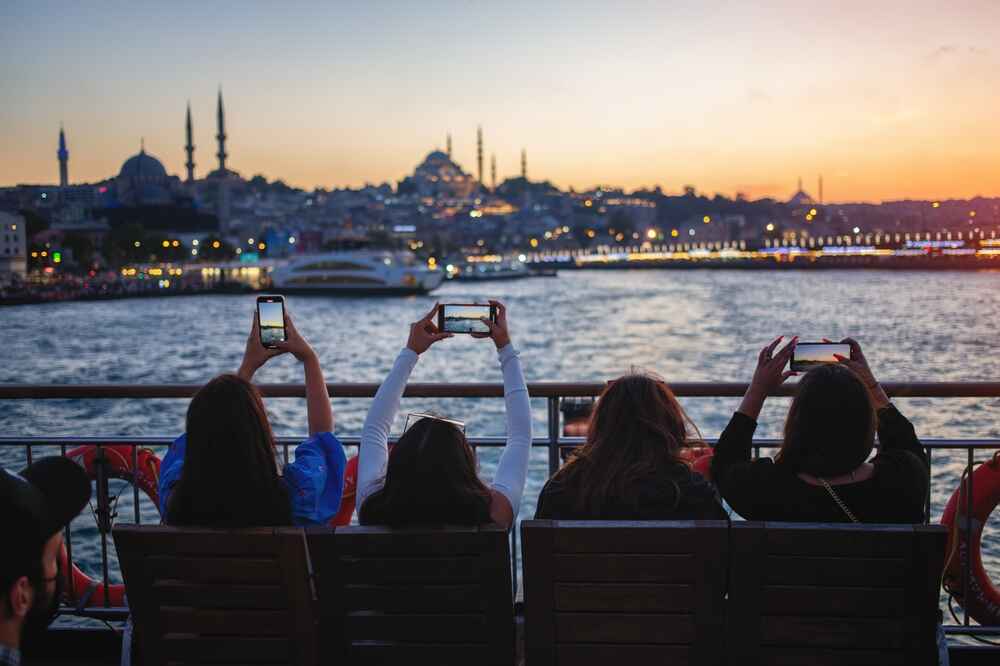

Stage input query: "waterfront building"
[{"left": 0, "top": 211, "right": 27, "bottom": 283}]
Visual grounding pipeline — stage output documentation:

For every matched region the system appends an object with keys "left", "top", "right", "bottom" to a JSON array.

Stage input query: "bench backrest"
[
  {"left": 521, "top": 520, "right": 730, "bottom": 666},
  {"left": 113, "top": 525, "right": 317, "bottom": 666},
  {"left": 306, "top": 524, "right": 515, "bottom": 666},
  {"left": 728, "top": 522, "right": 947, "bottom": 666}
]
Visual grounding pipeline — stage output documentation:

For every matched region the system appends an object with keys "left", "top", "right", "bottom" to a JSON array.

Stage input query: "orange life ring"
[
  {"left": 61, "top": 444, "right": 161, "bottom": 608},
  {"left": 679, "top": 446, "right": 715, "bottom": 481},
  {"left": 940, "top": 451, "right": 1000, "bottom": 626},
  {"left": 330, "top": 455, "right": 358, "bottom": 526}
]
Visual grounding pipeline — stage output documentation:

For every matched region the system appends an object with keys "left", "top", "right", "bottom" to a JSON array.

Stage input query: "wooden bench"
[
  {"left": 307, "top": 524, "right": 515, "bottom": 666},
  {"left": 521, "top": 520, "right": 730, "bottom": 666},
  {"left": 728, "top": 522, "right": 946, "bottom": 666},
  {"left": 113, "top": 525, "right": 318, "bottom": 666}
]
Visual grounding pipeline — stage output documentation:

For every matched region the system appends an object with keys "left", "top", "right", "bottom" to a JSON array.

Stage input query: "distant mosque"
[{"left": 54, "top": 88, "right": 242, "bottom": 232}]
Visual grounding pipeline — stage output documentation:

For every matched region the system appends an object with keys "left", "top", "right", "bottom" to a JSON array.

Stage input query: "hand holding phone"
[{"left": 470, "top": 300, "right": 510, "bottom": 350}]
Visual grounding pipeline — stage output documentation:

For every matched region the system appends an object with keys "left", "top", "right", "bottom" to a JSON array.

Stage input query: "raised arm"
[
  {"left": 275, "top": 313, "right": 332, "bottom": 436},
  {"left": 357, "top": 304, "right": 451, "bottom": 510},
  {"left": 473, "top": 301, "right": 531, "bottom": 528}
]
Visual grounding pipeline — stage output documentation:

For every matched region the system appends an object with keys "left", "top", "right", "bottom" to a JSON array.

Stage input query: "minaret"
[
  {"left": 521, "top": 148, "right": 527, "bottom": 180},
  {"left": 446, "top": 133, "right": 452, "bottom": 158},
  {"left": 216, "top": 88, "right": 228, "bottom": 174},
  {"left": 476, "top": 125, "right": 483, "bottom": 184},
  {"left": 184, "top": 102, "right": 196, "bottom": 182},
  {"left": 797, "top": 176, "right": 803, "bottom": 193},
  {"left": 490, "top": 154, "right": 497, "bottom": 191},
  {"left": 57, "top": 125, "right": 69, "bottom": 188},
  {"left": 818, "top": 175, "right": 824, "bottom": 205}
]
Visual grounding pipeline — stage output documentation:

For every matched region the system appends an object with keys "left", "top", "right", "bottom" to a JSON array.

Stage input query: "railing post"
[
  {"left": 963, "top": 447, "right": 974, "bottom": 626},
  {"left": 547, "top": 397, "right": 560, "bottom": 476},
  {"left": 93, "top": 446, "right": 112, "bottom": 608},
  {"left": 511, "top": 527, "right": 519, "bottom": 598}
]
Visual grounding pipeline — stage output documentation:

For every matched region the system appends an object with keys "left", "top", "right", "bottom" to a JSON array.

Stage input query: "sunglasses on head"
[{"left": 403, "top": 412, "right": 466, "bottom": 433}]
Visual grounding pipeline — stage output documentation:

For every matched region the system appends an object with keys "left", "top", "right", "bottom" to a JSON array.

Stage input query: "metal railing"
[{"left": 2, "top": 381, "right": 999, "bottom": 642}]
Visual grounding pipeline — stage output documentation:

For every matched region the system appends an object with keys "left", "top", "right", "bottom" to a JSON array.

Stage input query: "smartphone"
[
  {"left": 437, "top": 303, "right": 497, "bottom": 335},
  {"left": 790, "top": 342, "right": 851, "bottom": 372},
  {"left": 256, "top": 295, "right": 287, "bottom": 349}
]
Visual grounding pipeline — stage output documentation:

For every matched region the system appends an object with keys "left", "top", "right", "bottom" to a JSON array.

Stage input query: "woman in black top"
[
  {"left": 536, "top": 372, "right": 726, "bottom": 520},
  {"left": 711, "top": 337, "right": 928, "bottom": 523}
]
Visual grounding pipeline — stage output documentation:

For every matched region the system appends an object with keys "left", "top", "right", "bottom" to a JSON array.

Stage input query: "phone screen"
[
  {"left": 791, "top": 343, "right": 850, "bottom": 371},
  {"left": 257, "top": 297, "right": 286, "bottom": 348},
  {"left": 439, "top": 304, "right": 493, "bottom": 334}
]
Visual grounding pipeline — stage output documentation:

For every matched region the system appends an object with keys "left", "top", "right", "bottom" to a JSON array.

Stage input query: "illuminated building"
[{"left": 0, "top": 211, "right": 27, "bottom": 283}]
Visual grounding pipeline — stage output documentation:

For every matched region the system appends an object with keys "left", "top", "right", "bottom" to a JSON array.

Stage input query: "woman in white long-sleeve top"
[{"left": 357, "top": 301, "right": 531, "bottom": 529}]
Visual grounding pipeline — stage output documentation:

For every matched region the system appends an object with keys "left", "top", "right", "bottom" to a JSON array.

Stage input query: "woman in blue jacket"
[{"left": 158, "top": 308, "right": 346, "bottom": 526}]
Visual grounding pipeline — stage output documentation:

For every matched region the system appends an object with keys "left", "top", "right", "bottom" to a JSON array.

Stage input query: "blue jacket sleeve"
[
  {"left": 282, "top": 432, "right": 347, "bottom": 526},
  {"left": 158, "top": 434, "right": 187, "bottom": 518}
]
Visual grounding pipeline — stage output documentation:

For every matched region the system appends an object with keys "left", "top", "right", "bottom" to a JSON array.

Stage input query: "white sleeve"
[
  {"left": 490, "top": 343, "right": 532, "bottom": 518},
  {"left": 357, "top": 348, "right": 418, "bottom": 510}
]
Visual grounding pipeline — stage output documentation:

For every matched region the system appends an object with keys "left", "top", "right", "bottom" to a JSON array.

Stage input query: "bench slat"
[
  {"left": 553, "top": 554, "right": 694, "bottom": 582},
  {"left": 159, "top": 607, "right": 288, "bottom": 636},
  {"left": 346, "top": 613, "right": 488, "bottom": 643},
  {"left": 764, "top": 556, "right": 906, "bottom": 587},
  {"left": 160, "top": 635, "right": 291, "bottom": 662},
  {"left": 340, "top": 556, "right": 480, "bottom": 583},
  {"left": 555, "top": 613, "right": 696, "bottom": 644},
  {"left": 343, "top": 583, "right": 484, "bottom": 613},
  {"left": 554, "top": 583, "right": 694, "bottom": 612},
  {"left": 761, "top": 617, "right": 906, "bottom": 648},
  {"left": 348, "top": 642, "right": 491, "bottom": 665},
  {"left": 148, "top": 556, "right": 282, "bottom": 584},
  {"left": 556, "top": 644, "right": 692, "bottom": 666},
  {"left": 152, "top": 581, "right": 286, "bottom": 610},
  {"left": 552, "top": 523, "right": 726, "bottom": 553},
  {"left": 761, "top": 585, "right": 906, "bottom": 617},
  {"left": 758, "top": 647, "right": 908, "bottom": 666}
]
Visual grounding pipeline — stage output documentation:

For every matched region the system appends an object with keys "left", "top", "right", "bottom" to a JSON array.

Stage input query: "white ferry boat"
[{"left": 271, "top": 248, "right": 444, "bottom": 295}]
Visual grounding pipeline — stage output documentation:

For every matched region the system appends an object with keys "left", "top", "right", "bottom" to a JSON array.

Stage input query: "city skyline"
[{"left": 3, "top": 1, "right": 1000, "bottom": 203}]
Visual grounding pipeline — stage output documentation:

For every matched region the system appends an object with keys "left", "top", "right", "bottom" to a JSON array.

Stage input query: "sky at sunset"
[{"left": 2, "top": 1, "right": 999, "bottom": 202}]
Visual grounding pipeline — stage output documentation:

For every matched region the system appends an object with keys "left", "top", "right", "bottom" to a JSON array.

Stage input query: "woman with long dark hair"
[
  {"left": 535, "top": 372, "right": 725, "bottom": 519},
  {"left": 357, "top": 301, "right": 530, "bottom": 528},
  {"left": 711, "top": 337, "right": 928, "bottom": 523},
  {"left": 159, "top": 308, "right": 346, "bottom": 527}
]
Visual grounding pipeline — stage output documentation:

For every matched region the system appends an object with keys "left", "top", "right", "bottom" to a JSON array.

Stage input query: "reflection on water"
[{"left": 2, "top": 269, "right": 999, "bottom": 584}]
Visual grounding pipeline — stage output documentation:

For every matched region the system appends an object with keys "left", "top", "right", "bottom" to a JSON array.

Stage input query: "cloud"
[{"left": 926, "top": 44, "right": 988, "bottom": 61}]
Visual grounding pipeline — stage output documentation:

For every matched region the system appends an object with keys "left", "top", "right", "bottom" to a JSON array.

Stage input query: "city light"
[
  {"left": 932, "top": 202, "right": 941, "bottom": 208},
  {"left": 212, "top": 240, "right": 221, "bottom": 249},
  {"left": 688, "top": 229, "right": 696, "bottom": 236},
  {"left": 162, "top": 240, "right": 169, "bottom": 248},
  {"left": 671, "top": 229, "right": 679, "bottom": 238},
  {"left": 171, "top": 240, "right": 179, "bottom": 247},
  {"left": 518, "top": 254, "right": 527, "bottom": 262},
  {"left": 584, "top": 200, "right": 593, "bottom": 207},
  {"left": 766, "top": 223, "right": 775, "bottom": 232},
  {"left": 647, "top": 229, "right": 657, "bottom": 239},
  {"left": 809, "top": 208, "right": 818, "bottom": 216},
  {"left": 191, "top": 249, "right": 198, "bottom": 255},
  {"left": 288, "top": 236, "right": 296, "bottom": 244},
  {"left": 192, "top": 239, "right": 199, "bottom": 246},
  {"left": 40, "top": 251, "right": 47, "bottom": 257},
  {"left": 853, "top": 226, "right": 861, "bottom": 233},
  {"left": 248, "top": 238, "right": 254, "bottom": 245},
  {"left": 703, "top": 215, "right": 711, "bottom": 224},
  {"left": 52, "top": 252, "right": 61, "bottom": 263},
  {"left": 236, "top": 247, "right": 242, "bottom": 254},
  {"left": 133, "top": 241, "right": 141, "bottom": 248},
  {"left": 258, "top": 242, "right": 266, "bottom": 250}
]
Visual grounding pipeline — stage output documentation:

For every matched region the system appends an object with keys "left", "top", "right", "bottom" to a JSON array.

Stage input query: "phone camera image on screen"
[
  {"left": 257, "top": 297, "right": 286, "bottom": 348},
  {"left": 790, "top": 342, "right": 851, "bottom": 372},
  {"left": 439, "top": 304, "right": 493, "bottom": 335}
]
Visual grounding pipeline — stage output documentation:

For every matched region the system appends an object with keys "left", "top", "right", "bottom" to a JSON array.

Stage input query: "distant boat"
[
  {"left": 452, "top": 256, "right": 541, "bottom": 282},
  {"left": 271, "top": 248, "right": 444, "bottom": 295}
]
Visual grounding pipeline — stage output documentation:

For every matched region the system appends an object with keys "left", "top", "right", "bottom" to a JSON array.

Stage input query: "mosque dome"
[{"left": 118, "top": 149, "right": 168, "bottom": 182}]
